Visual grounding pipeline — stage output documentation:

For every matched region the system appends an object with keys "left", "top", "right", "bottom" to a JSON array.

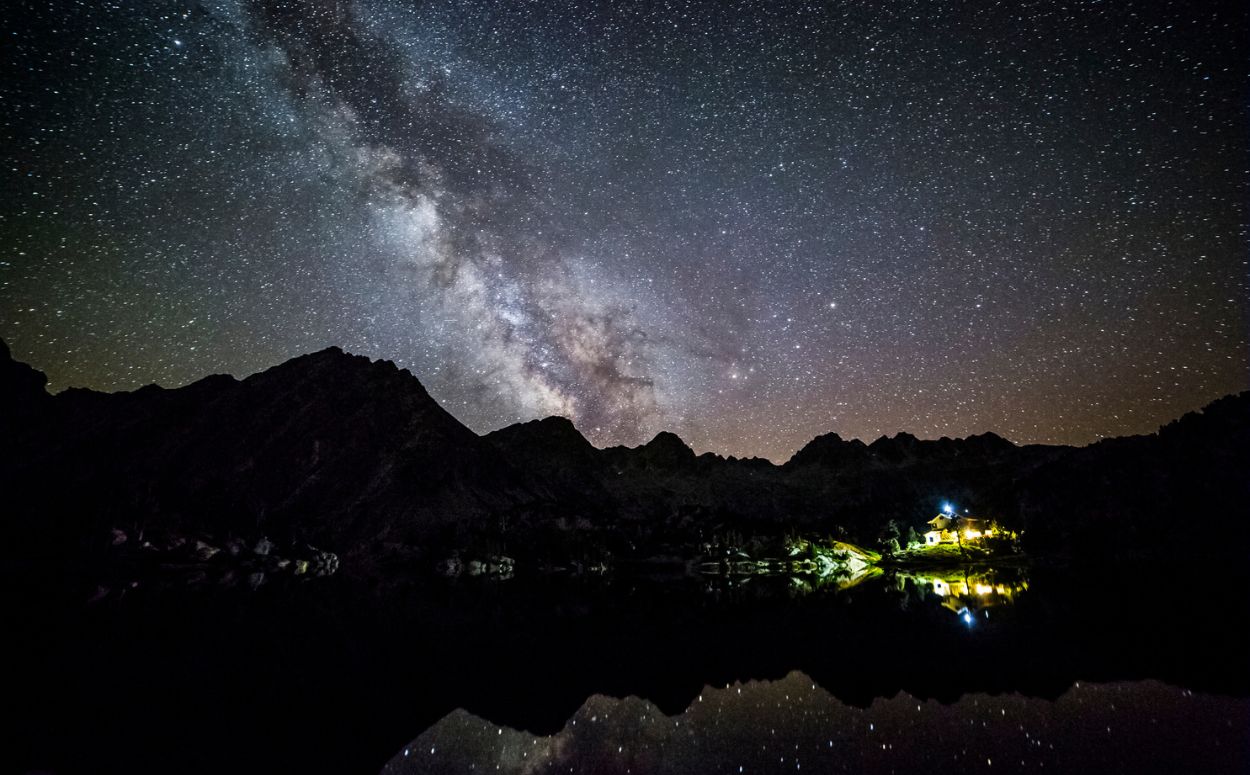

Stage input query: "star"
[{"left": 0, "top": 0, "right": 1244, "bottom": 462}]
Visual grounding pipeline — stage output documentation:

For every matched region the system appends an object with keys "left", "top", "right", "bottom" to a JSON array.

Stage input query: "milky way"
[{"left": 1, "top": 0, "right": 1246, "bottom": 460}]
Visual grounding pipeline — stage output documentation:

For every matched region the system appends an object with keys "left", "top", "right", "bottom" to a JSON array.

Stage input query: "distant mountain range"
[{"left": 2, "top": 339, "right": 1246, "bottom": 573}]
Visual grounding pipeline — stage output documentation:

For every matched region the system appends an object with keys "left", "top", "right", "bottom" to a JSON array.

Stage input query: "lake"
[{"left": 7, "top": 562, "right": 1248, "bottom": 774}]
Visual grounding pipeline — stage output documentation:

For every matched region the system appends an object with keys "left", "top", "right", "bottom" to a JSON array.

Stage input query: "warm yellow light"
[
  {"left": 964, "top": 530, "right": 981, "bottom": 540},
  {"left": 974, "top": 584, "right": 993, "bottom": 595}
]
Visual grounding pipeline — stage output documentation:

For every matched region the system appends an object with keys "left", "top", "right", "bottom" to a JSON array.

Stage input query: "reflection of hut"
[{"left": 908, "top": 570, "right": 1029, "bottom": 619}]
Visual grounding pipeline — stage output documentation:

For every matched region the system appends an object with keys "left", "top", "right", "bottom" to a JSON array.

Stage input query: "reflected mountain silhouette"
[
  {"left": 384, "top": 672, "right": 1249, "bottom": 775},
  {"left": 8, "top": 562, "right": 1249, "bottom": 775}
]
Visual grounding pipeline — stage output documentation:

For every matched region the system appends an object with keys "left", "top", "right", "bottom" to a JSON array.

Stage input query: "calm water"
[{"left": 8, "top": 563, "right": 1249, "bottom": 774}]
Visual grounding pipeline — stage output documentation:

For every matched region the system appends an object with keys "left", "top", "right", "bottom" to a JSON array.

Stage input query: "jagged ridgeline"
[{"left": 1, "top": 339, "right": 1247, "bottom": 576}]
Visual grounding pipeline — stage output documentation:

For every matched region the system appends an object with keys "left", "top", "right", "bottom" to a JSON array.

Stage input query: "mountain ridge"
[{"left": 2, "top": 339, "right": 1246, "bottom": 572}]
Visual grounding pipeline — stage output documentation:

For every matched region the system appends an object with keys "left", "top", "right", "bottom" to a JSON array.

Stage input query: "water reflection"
[
  {"left": 704, "top": 563, "right": 885, "bottom": 599},
  {"left": 384, "top": 672, "right": 1249, "bottom": 775},
  {"left": 898, "top": 568, "right": 1029, "bottom": 622},
  {"left": 9, "top": 562, "right": 1250, "bottom": 775},
  {"left": 697, "top": 564, "right": 1025, "bottom": 609},
  {"left": 787, "top": 562, "right": 883, "bottom": 594}
]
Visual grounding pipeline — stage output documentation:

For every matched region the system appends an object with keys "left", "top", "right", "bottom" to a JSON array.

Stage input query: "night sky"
[{"left": 2, "top": 0, "right": 1246, "bottom": 461}]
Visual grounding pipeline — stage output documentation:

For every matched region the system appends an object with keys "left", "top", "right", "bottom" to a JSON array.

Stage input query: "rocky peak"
[
  {"left": 958, "top": 431, "right": 1017, "bottom": 457},
  {"left": 485, "top": 415, "right": 599, "bottom": 463},
  {"left": 784, "top": 431, "right": 869, "bottom": 470},
  {"left": 636, "top": 430, "right": 696, "bottom": 467},
  {"left": 1, "top": 339, "right": 51, "bottom": 425}
]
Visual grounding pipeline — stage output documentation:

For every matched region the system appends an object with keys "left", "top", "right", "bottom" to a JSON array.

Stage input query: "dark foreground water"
[{"left": 7, "top": 563, "right": 1249, "bottom": 774}]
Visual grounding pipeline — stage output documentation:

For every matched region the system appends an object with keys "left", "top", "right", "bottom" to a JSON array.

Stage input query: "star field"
[
  {"left": 1, "top": 0, "right": 1246, "bottom": 460},
  {"left": 383, "top": 672, "right": 1249, "bottom": 774}
]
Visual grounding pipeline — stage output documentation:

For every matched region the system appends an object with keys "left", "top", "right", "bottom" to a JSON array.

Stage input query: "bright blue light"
[
  {"left": 962, "top": 612, "right": 973, "bottom": 624},
  {"left": 942, "top": 503, "right": 954, "bottom": 515}
]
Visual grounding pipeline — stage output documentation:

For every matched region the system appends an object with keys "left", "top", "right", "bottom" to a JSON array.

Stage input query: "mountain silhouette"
[{"left": 2, "top": 340, "right": 1246, "bottom": 572}]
